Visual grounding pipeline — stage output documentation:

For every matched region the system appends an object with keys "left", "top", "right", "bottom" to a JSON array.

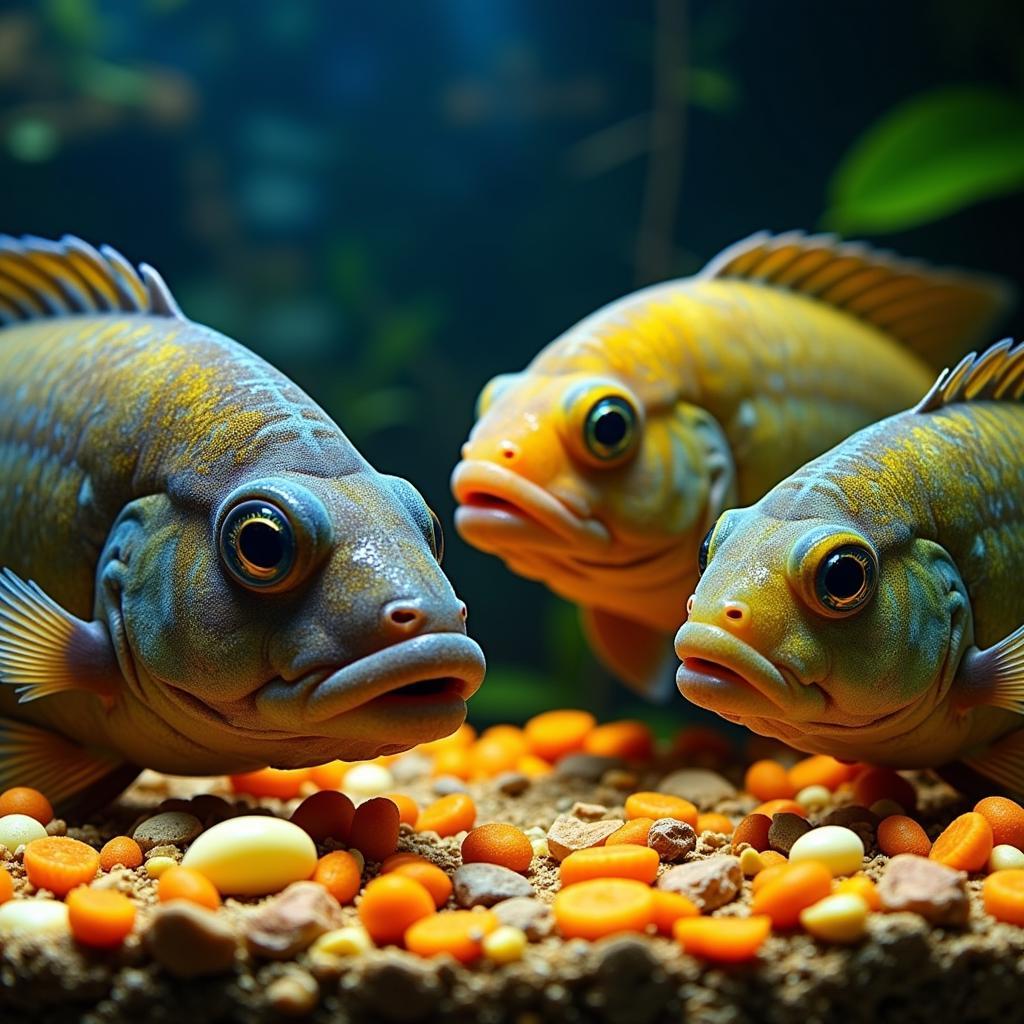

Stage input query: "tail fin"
[{"left": 701, "top": 231, "right": 1015, "bottom": 371}]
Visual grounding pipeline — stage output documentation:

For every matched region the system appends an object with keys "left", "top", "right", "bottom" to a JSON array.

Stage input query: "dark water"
[{"left": 1, "top": 0, "right": 1021, "bottom": 730}]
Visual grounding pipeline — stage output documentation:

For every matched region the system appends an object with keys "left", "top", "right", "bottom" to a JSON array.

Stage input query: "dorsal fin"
[
  {"left": 700, "top": 230, "right": 1014, "bottom": 371},
  {"left": 0, "top": 234, "right": 183, "bottom": 327},
  {"left": 914, "top": 339, "right": 1024, "bottom": 413}
]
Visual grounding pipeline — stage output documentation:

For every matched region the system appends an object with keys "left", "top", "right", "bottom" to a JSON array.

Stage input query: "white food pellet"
[
  {"left": 795, "top": 785, "right": 831, "bottom": 813},
  {"left": 343, "top": 764, "right": 395, "bottom": 798},
  {"left": 788, "top": 825, "right": 864, "bottom": 876},
  {"left": 0, "top": 899, "right": 70, "bottom": 936},
  {"left": 0, "top": 813, "right": 48, "bottom": 852},
  {"left": 988, "top": 844, "right": 1024, "bottom": 872}
]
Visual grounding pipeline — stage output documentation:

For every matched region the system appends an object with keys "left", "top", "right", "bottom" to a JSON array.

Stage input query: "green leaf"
[{"left": 823, "top": 87, "right": 1024, "bottom": 234}]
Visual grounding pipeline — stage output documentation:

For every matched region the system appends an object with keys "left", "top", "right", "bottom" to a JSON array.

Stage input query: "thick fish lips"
[
  {"left": 257, "top": 632, "right": 486, "bottom": 730},
  {"left": 451, "top": 460, "right": 609, "bottom": 553}
]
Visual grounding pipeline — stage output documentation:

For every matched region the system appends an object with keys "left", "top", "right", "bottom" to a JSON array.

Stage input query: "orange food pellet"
[
  {"left": 312, "top": 850, "right": 363, "bottom": 904},
  {"left": 229, "top": 767, "right": 311, "bottom": 800},
  {"left": 470, "top": 727, "right": 529, "bottom": 777},
  {"left": 524, "top": 709, "right": 596, "bottom": 762},
  {"left": 515, "top": 754, "right": 553, "bottom": 778},
  {"left": 744, "top": 760, "right": 796, "bottom": 802},
  {"left": 67, "top": 886, "right": 136, "bottom": 948},
  {"left": 583, "top": 720, "right": 655, "bottom": 761},
  {"left": 732, "top": 813, "right": 772, "bottom": 852},
  {"left": 674, "top": 915, "right": 771, "bottom": 963},
  {"left": 974, "top": 796, "right": 1024, "bottom": 850},
  {"left": 158, "top": 866, "right": 222, "bottom": 910},
  {"left": 877, "top": 815, "right": 932, "bottom": 857},
  {"left": 697, "top": 813, "right": 734, "bottom": 835},
  {"left": 983, "top": 869, "right": 1024, "bottom": 924},
  {"left": 835, "top": 874, "right": 882, "bottom": 911},
  {"left": 416, "top": 793, "right": 477, "bottom": 837},
  {"left": 404, "top": 908, "right": 498, "bottom": 963},
  {"left": 651, "top": 890, "right": 699, "bottom": 935},
  {"left": 383, "top": 793, "right": 420, "bottom": 828},
  {"left": 380, "top": 851, "right": 430, "bottom": 873},
  {"left": 418, "top": 722, "right": 477, "bottom": 755},
  {"left": 759, "top": 850, "right": 788, "bottom": 868},
  {"left": 99, "top": 836, "right": 143, "bottom": 872},
  {"left": 751, "top": 862, "right": 792, "bottom": 894},
  {"left": 309, "top": 761, "right": 349, "bottom": 790},
  {"left": 553, "top": 878, "right": 655, "bottom": 940},
  {"left": 358, "top": 874, "right": 435, "bottom": 945},
  {"left": 0, "top": 786, "right": 53, "bottom": 825},
  {"left": 23, "top": 836, "right": 100, "bottom": 897},
  {"left": 432, "top": 747, "right": 474, "bottom": 780},
  {"left": 461, "top": 823, "right": 533, "bottom": 873},
  {"left": 624, "top": 792, "right": 698, "bottom": 828},
  {"left": 0, "top": 866, "right": 12, "bottom": 905},
  {"left": 348, "top": 797, "right": 401, "bottom": 862},
  {"left": 559, "top": 844, "right": 660, "bottom": 887},
  {"left": 929, "top": 812, "right": 993, "bottom": 872},
  {"left": 753, "top": 799, "right": 807, "bottom": 819},
  {"left": 851, "top": 767, "right": 916, "bottom": 813},
  {"left": 752, "top": 861, "right": 832, "bottom": 928},
  {"left": 787, "top": 755, "right": 858, "bottom": 793},
  {"left": 290, "top": 790, "right": 356, "bottom": 842},
  {"left": 391, "top": 861, "right": 453, "bottom": 908},
  {"left": 605, "top": 818, "right": 655, "bottom": 847}
]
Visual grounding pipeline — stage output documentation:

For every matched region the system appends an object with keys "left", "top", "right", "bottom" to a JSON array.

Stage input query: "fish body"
[
  {"left": 453, "top": 232, "right": 1009, "bottom": 694},
  {"left": 677, "top": 340, "right": 1024, "bottom": 793},
  {"left": 0, "top": 236, "right": 485, "bottom": 810}
]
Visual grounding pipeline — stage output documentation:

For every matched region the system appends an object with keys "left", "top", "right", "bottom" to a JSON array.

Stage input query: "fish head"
[
  {"left": 674, "top": 505, "right": 970, "bottom": 752},
  {"left": 452, "top": 365, "right": 734, "bottom": 631},
  {"left": 102, "top": 469, "right": 486, "bottom": 765}
]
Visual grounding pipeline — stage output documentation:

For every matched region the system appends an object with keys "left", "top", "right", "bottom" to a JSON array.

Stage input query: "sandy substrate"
[{"left": 3, "top": 752, "right": 1023, "bottom": 1024}]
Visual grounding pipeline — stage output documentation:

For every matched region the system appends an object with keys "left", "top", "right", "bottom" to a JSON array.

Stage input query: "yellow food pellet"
[
  {"left": 531, "top": 837, "right": 550, "bottom": 859},
  {"left": 482, "top": 924, "right": 528, "bottom": 963},
  {"left": 788, "top": 826, "right": 864, "bottom": 876},
  {"left": 794, "top": 785, "right": 831, "bottom": 813},
  {"left": 311, "top": 926, "right": 375, "bottom": 957},
  {"left": 739, "top": 847, "right": 765, "bottom": 877},
  {"left": 144, "top": 856, "right": 178, "bottom": 879},
  {"left": 799, "top": 892, "right": 869, "bottom": 943},
  {"left": 988, "top": 844, "right": 1024, "bottom": 873}
]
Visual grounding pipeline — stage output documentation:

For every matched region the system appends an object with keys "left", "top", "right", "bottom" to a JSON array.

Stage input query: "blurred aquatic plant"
[{"left": 823, "top": 86, "right": 1024, "bottom": 234}]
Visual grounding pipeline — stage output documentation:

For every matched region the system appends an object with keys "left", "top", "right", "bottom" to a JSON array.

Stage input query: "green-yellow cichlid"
[
  {"left": 677, "top": 339, "right": 1024, "bottom": 796},
  {"left": 452, "top": 232, "right": 1011, "bottom": 697},
  {"left": 0, "top": 236, "right": 486, "bottom": 812}
]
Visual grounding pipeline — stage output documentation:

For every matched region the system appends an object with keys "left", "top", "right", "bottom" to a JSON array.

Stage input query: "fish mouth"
[{"left": 451, "top": 460, "right": 610, "bottom": 553}]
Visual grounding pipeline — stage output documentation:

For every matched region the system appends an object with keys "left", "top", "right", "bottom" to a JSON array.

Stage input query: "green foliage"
[{"left": 823, "top": 87, "right": 1024, "bottom": 234}]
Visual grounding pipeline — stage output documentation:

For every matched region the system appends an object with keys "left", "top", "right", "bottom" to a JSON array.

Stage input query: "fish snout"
[
  {"left": 380, "top": 596, "right": 467, "bottom": 639},
  {"left": 718, "top": 599, "right": 752, "bottom": 632}
]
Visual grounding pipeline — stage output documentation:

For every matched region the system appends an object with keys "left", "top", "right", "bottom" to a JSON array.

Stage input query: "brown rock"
[
  {"left": 145, "top": 902, "right": 239, "bottom": 978},
  {"left": 494, "top": 772, "right": 531, "bottom": 796},
  {"left": 877, "top": 854, "right": 969, "bottom": 926},
  {"left": 601, "top": 769, "right": 639, "bottom": 790},
  {"left": 266, "top": 969, "right": 321, "bottom": 1017},
  {"left": 491, "top": 896, "right": 554, "bottom": 940},
  {"left": 657, "top": 769, "right": 737, "bottom": 809},
  {"left": 820, "top": 805, "right": 879, "bottom": 848},
  {"left": 647, "top": 818, "right": 697, "bottom": 863},
  {"left": 245, "top": 881, "right": 345, "bottom": 959},
  {"left": 453, "top": 862, "right": 535, "bottom": 907},
  {"left": 768, "top": 813, "right": 812, "bottom": 855},
  {"left": 133, "top": 811, "right": 203, "bottom": 851},
  {"left": 546, "top": 814, "right": 624, "bottom": 861},
  {"left": 657, "top": 855, "right": 742, "bottom": 910},
  {"left": 555, "top": 754, "right": 625, "bottom": 782},
  {"left": 570, "top": 802, "right": 609, "bottom": 821}
]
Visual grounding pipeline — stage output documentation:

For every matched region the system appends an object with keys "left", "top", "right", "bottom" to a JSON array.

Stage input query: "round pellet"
[
  {"left": 0, "top": 898, "right": 69, "bottom": 936},
  {"left": 788, "top": 825, "right": 864, "bottom": 876},
  {"left": 799, "top": 892, "right": 868, "bottom": 943},
  {"left": 343, "top": 764, "right": 395, "bottom": 798},
  {"left": 795, "top": 785, "right": 831, "bottom": 813},
  {"left": 989, "top": 844, "right": 1024, "bottom": 873},
  {"left": 0, "top": 813, "right": 48, "bottom": 852}
]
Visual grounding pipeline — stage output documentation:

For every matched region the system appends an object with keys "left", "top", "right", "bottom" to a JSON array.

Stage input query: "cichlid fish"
[
  {"left": 452, "top": 232, "right": 1010, "bottom": 696},
  {"left": 676, "top": 339, "right": 1024, "bottom": 796},
  {"left": 0, "top": 235, "right": 485, "bottom": 812}
]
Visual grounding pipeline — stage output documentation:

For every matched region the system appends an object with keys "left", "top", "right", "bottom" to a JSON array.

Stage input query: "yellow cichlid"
[
  {"left": 676, "top": 340, "right": 1024, "bottom": 796},
  {"left": 0, "top": 236, "right": 486, "bottom": 813},
  {"left": 453, "top": 232, "right": 1010, "bottom": 696}
]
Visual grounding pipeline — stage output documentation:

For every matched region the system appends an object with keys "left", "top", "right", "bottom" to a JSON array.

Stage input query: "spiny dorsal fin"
[
  {"left": 914, "top": 339, "right": 1024, "bottom": 413},
  {"left": 700, "top": 230, "right": 1014, "bottom": 371},
  {"left": 0, "top": 234, "right": 183, "bottom": 326}
]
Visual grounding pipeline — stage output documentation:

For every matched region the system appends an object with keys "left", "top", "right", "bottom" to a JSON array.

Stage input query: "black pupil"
[
  {"left": 594, "top": 409, "right": 627, "bottom": 448},
  {"left": 698, "top": 528, "right": 713, "bottom": 573},
  {"left": 824, "top": 554, "right": 865, "bottom": 599},
  {"left": 239, "top": 520, "right": 284, "bottom": 569}
]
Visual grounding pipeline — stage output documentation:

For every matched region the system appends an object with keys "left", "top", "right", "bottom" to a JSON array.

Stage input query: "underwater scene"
[{"left": 1, "top": 1, "right": 1024, "bottom": 1021}]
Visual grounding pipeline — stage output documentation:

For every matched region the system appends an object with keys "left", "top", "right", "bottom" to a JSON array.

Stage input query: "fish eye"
[
  {"left": 220, "top": 500, "right": 297, "bottom": 590},
  {"left": 428, "top": 508, "right": 445, "bottom": 564},
  {"left": 584, "top": 395, "right": 638, "bottom": 462},
  {"left": 814, "top": 542, "right": 877, "bottom": 615},
  {"left": 698, "top": 524, "right": 715, "bottom": 575}
]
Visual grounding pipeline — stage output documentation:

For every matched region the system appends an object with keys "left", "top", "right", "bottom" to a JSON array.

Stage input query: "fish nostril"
[
  {"left": 499, "top": 441, "right": 519, "bottom": 462},
  {"left": 459, "top": 602, "right": 468, "bottom": 621},
  {"left": 383, "top": 601, "right": 426, "bottom": 634},
  {"left": 391, "top": 610, "right": 417, "bottom": 624},
  {"left": 686, "top": 594, "right": 695, "bottom": 615},
  {"left": 721, "top": 600, "right": 750, "bottom": 627}
]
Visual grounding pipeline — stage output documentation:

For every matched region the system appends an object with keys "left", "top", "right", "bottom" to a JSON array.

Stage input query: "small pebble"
[
  {"left": 768, "top": 813, "right": 812, "bottom": 855},
  {"left": 0, "top": 813, "right": 48, "bottom": 852},
  {"left": 657, "top": 855, "right": 742, "bottom": 911},
  {"left": 245, "top": 881, "right": 345, "bottom": 959},
  {"left": 390, "top": 752, "right": 433, "bottom": 784},
  {"left": 601, "top": 769, "right": 638, "bottom": 790},
  {"left": 144, "top": 856, "right": 178, "bottom": 879},
  {"left": 795, "top": 785, "right": 832, "bottom": 813},
  {"left": 182, "top": 816, "right": 317, "bottom": 896},
  {"left": 555, "top": 754, "right": 625, "bottom": 782},
  {"left": 877, "top": 853, "right": 969, "bottom": 926},
  {"left": 799, "top": 892, "right": 869, "bottom": 943},
  {"left": 311, "top": 926, "right": 375, "bottom": 957},
  {"left": 656, "top": 769, "right": 737, "bottom": 809},
  {"left": 432, "top": 775, "right": 470, "bottom": 796},
  {"left": 530, "top": 837, "right": 550, "bottom": 859},
  {"left": 453, "top": 862, "right": 535, "bottom": 907},
  {"left": 45, "top": 819, "right": 67, "bottom": 837},
  {"left": 870, "top": 798, "right": 906, "bottom": 818},
  {"left": 789, "top": 825, "right": 864, "bottom": 876},
  {"left": 570, "top": 802, "right": 609, "bottom": 822},
  {"left": 145, "top": 844, "right": 182, "bottom": 862},
  {"left": 739, "top": 847, "right": 765, "bottom": 877},
  {"left": 343, "top": 763, "right": 394, "bottom": 798},
  {"left": 647, "top": 818, "right": 697, "bottom": 863},
  {"left": 494, "top": 772, "right": 530, "bottom": 796},
  {"left": 0, "top": 899, "right": 69, "bottom": 936},
  {"left": 266, "top": 970, "right": 320, "bottom": 1018},
  {"left": 546, "top": 815, "right": 624, "bottom": 861},
  {"left": 989, "top": 844, "right": 1024, "bottom": 872},
  {"left": 145, "top": 902, "right": 239, "bottom": 978},
  {"left": 482, "top": 925, "right": 528, "bottom": 963},
  {"left": 490, "top": 897, "right": 554, "bottom": 940},
  {"left": 820, "top": 805, "right": 878, "bottom": 848},
  {"left": 133, "top": 811, "right": 203, "bottom": 851}
]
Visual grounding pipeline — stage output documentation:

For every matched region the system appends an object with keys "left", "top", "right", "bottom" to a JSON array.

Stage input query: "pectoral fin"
[
  {"left": 960, "top": 729, "right": 1024, "bottom": 800},
  {"left": 0, "top": 717, "right": 134, "bottom": 815},
  {"left": 953, "top": 623, "right": 1024, "bottom": 713},
  {"left": 0, "top": 569, "right": 119, "bottom": 708},
  {"left": 580, "top": 607, "right": 676, "bottom": 700}
]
